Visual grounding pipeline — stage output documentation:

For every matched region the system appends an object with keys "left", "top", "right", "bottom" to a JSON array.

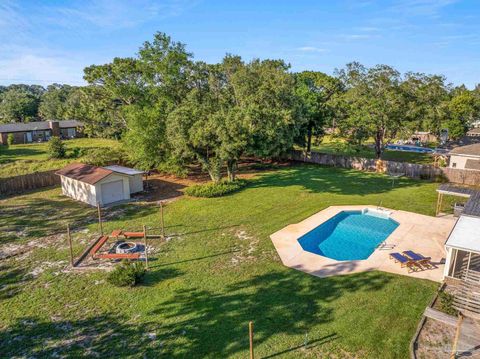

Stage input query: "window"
[{"left": 452, "top": 163, "right": 457, "bottom": 168}]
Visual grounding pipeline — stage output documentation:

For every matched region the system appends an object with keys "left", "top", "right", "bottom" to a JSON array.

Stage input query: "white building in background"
[{"left": 448, "top": 144, "right": 480, "bottom": 171}]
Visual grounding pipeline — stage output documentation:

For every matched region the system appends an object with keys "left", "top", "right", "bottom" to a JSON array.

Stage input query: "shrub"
[
  {"left": 185, "top": 179, "right": 247, "bottom": 198},
  {"left": 7, "top": 133, "right": 14, "bottom": 146},
  {"left": 70, "top": 147, "right": 81, "bottom": 158},
  {"left": 81, "top": 147, "right": 125, "bottom": 166},
  {"left": 438, "top": 291, "right": 458, "bottom": 316},
  {"left": 47, "top": 136, "right": 66, "bottom": 159},
  {"left": 107, "top": 261, "right": 146, "bottom": 287}
]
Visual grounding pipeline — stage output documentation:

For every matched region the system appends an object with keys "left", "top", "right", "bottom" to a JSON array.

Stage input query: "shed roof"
[
  {"left": 56, "top": 163, "right": 114, "bottom": 185},
  {"left": 0, "top": 120, "right": 83, "bottom": 133},
  {"left": 104, "top": 165, "right": 144, "bottom": 176},
  {"left": 449, "top": 143, "right": 480, "bottom": 157},
  {"left": 445, "top": 215, "right": 480, "bottom": 253}
]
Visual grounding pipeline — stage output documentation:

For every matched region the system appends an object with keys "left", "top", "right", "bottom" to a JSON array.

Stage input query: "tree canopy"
[{"left": 1, "top": 32, "right": 480, "bottom": 179}]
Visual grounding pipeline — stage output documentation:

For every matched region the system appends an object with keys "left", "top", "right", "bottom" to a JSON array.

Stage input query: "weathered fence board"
[
  {"left": 0, "top": 170, "right": 60, "bottom": 196},
  {"left": 290, "top": 150, "right": 480, "bottom": 185}
]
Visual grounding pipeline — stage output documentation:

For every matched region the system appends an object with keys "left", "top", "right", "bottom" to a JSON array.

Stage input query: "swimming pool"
[
  {"left": 297, "top": 210, "right": 399, "bottom": 261},
  {"left": 385, "top": 144, "right": 434, "bottom": 153}
]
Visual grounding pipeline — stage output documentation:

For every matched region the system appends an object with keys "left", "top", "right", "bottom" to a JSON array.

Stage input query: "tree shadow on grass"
[
  {"left": 149, "top": 269, "right": 392, "bottom": 357},
  {"left": 249, "top": 164, "right": 426, "bottom": 196},
  {"left": 0, "top": 264, "right": 30, "bottom": 300},
  {"left": 0, "top": 269, "right": 393, "bottom": 357},
  {"left": 0, "top": 314, "right": 166, "bottom": 358},
  {"left": 0, "top": 192, "right": 98, "bottom": 245}
]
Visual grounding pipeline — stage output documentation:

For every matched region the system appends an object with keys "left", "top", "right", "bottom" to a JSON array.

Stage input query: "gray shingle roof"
[
  {"left": 0, "top": 120, "right": 83, "bottom": 133},
  {"left": 464, "top": 192, "right": 480, "bottom": 217},
  {"left": 449, "top": 143, "right": 480, "bottom": 156},
  {"left": 465, "top": 159, "right": 480, "bottom": 171}
]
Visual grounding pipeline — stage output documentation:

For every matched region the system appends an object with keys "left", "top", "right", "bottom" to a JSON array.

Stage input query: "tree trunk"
[
  {"left": 227, "top": 159, "right": 237, "bottom": 182},
  {"left": 306, "top": 122, "right": 313, "bottom": 152},
  {"left": 374, "top": 128, "right": 384, "bottom": 159},
  {"left": 198, "top": 156, "right": 222, "bottom": 183}
]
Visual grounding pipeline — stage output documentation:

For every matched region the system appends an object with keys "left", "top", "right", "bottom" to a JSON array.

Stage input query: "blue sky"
[{"left": 0, "top": 0, "right": 479, "bottom": 88}]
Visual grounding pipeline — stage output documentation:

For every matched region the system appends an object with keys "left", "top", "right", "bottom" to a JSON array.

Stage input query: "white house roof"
[
  {"left": 445, "top": 215, "right": 480, "bottom": 253},
  {"left": 104, "top": 165, "right": 144, "bottom": 176}
]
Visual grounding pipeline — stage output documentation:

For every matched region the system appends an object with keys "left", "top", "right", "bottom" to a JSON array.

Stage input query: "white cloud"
[
  {"left": 390, "top": 0, "right": 458, "bottom": 17},
  {"left": 296, "top": 46, "right": 328, "bottom": 53},
  {"left": 0, "top": 48, "right": 87, "bottom": 86},
  {"left": 42, "top": 0, "right": 197, "bottom": 30},
  {"left": 339, "top": 34, "right": 377, "bottom": 41}
]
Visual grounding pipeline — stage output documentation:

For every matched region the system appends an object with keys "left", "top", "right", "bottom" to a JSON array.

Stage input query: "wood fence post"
[
  {"left": 160, "top": 201, "right": 165, "bottom": 239},
  {"left": 249, "top": 321, "right": 254, "bottom": 359},
  {"left": 450, "top": 313, "right": 463, "bottom": 359},
  {"left": 67, "top": 224, "right": 74, "bottom": 267},
  {"left": 143, "top": 225, "right": 149, "bottom": 270},
  {"left": 97, "top": 203, "right": 103, "bottom": 236}
]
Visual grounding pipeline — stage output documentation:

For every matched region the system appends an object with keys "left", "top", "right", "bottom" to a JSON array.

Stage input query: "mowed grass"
[
  {"left": 0, "top": 138, "right": 120, "bottom": 178},
  {"left": 0, "top": 165, "right": 450, "bottom": 358},
  {"left": 312, "top": 136, "right": 433, "bottom": 165}
]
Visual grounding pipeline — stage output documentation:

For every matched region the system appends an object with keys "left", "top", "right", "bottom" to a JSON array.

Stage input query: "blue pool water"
[
  {"left": 385, "top": 144, "right": 434, "bottom": 153},
  {"left": 298, "top": 210, "right": 399, "bottom": 261}
]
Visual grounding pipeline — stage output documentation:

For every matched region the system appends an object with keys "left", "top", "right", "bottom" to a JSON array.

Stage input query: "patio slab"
[{"left": 270, "top": 205, "right": 457, "bottom": 282}]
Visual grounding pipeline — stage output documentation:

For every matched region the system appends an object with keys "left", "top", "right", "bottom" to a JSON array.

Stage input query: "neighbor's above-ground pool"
[
  {"left": 298, "top": 209, "right": 399, "bottom": 261},
  {"left": 385, "top": 144, "right": 434, "bottom": 153}
]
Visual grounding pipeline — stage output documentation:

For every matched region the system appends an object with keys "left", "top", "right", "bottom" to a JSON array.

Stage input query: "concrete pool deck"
[{"left": 270, "top": 205, "right": 457, "bottom": 282}]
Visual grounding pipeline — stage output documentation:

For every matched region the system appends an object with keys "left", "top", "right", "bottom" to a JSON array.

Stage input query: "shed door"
[{"left": 101, "top": 180, "right": 124, "bottom": 204}]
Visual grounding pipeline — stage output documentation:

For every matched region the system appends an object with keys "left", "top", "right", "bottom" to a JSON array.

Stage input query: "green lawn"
[
  {"left": 0, "top": 138, "right": 120, "bottom": 178},
  {"left": 0, "top": 165, "right": 451, "bottom": 358},
  {"left": 311, "top": 137, "right": 434, "bottom": 165}
]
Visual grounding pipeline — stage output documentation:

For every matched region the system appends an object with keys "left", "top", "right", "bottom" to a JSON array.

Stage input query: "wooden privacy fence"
[
  {"left": 290, "top": 150, "right": 480, "bottom": 185},
  {"left": 0, "top": 170, "right": 60, "bottom": 196}
]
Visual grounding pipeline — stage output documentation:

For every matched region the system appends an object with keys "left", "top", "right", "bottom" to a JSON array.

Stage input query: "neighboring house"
[
  {"left": 56, "top": 163, "right": 144, "bottom": 206},
  {"left": 448, "top": 143, "right": 480, "bottom": 171},
  {"left": 466, "top": 128, "right": 480, "bottom": 138},
  {"left": 409, "top": 131, "right": 437, "bottom": 144},
  {"left": 0, "top": 120, "right": 84, "bottom": 145}
]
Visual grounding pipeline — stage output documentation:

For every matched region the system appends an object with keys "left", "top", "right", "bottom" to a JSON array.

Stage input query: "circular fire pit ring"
[{"left": 116, "top": 242, "right": 138, "bottom": 254}]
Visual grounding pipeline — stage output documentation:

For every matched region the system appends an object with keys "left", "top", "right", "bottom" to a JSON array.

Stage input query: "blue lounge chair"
[
  {"left": 403, "top": 251, "right": 434, "bottom": 269},
  {"left": 389, "top": 252, "right": 422, "bottom": 272}
]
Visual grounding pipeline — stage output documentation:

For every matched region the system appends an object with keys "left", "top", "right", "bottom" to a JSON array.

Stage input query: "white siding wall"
[
  {"left": 60, "top": 175, "right": 97, "bottom": 206},
  {"left": 129, "top": 174, "right": 143, "bottom": 193},
  {"left": 95, "top": 174, "right": 130, "bottom": 205},
  {"left": 449, "top": 155, "right": 469, "bottom": 169}
]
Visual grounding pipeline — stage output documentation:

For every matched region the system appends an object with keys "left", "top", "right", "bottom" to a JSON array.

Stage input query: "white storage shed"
[{"left": 56, "top": 163, "right": 143, "bottom": 206}]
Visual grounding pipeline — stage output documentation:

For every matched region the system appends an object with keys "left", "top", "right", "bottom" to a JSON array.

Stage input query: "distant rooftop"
[
  {"left": 467, "top": 128, "right": 480, "bottom": 136},
  {"left": 0, "top": 120, "right": 84, "bottom": 133}
]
